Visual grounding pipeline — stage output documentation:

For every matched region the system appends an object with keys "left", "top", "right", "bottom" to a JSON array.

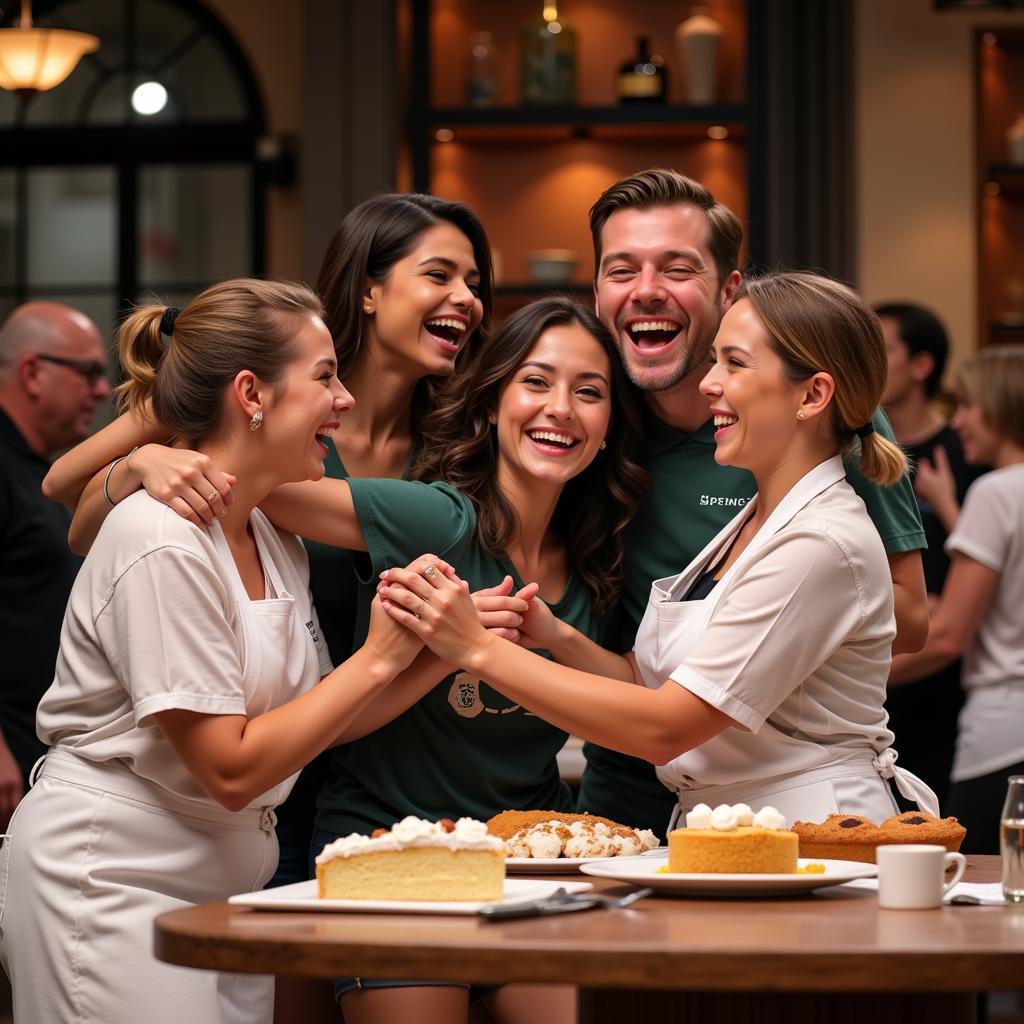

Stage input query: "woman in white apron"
[
  {"left": 0, "top": 280, "right": 432, "bottom": 1024},
  {"left": 377, "top": 271, "right": 939, "bottom": 830}
]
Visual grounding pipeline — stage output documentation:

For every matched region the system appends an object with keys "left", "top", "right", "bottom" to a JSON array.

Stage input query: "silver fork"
[{"left": 479, "top": 886, "right": 653, "bottom": 920}]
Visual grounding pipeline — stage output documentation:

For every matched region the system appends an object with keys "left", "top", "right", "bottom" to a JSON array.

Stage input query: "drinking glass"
[{"left": 1001, "top": 775, "right": 1024, "bottom": 903}]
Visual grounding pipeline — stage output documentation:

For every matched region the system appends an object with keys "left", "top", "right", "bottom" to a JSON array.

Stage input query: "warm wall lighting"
[
  {"left": 0, "top": 0, "right": 98, "bottom": 93},
  {"left": 985, "top": 181, "right": 1001, "bottom": 196},
  {"left": 983, "top": 32, "right": 999, "bottom": 46},
  {"left": 707, "top": 125, "right": 729, "bottom": 140},
  {"left": 435, "top": 128, "right": 454, "bottom": 142}
]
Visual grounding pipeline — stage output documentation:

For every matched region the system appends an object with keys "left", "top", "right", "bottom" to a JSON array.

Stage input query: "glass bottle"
[
  {"left": 617, "top": 36, "right": 667, "bottom": 105},
  {"left": 1001, "top": 775, "right": 1024, "bottom": 903},
  {"left": 466, "top": 31, "right": 497, "bottom": 108},
  {"left": 520, "top": 1, "right": 577, "bottom": 106}
]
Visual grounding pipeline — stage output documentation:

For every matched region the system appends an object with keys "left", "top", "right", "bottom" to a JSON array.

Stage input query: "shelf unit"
[
  {"left": 406, "top": 0, "right": 764, "bottom": 315},
  {"left": 977, "top": 27, "right": 1024, "bottom": 346}
]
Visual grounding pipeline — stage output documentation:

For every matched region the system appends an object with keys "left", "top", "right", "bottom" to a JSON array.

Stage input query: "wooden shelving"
[
  {"left": 977, "top": 28, "right": 1024, "bottom": 346},
  {"left": 407, "top": 0, "right": 758, "bottom": 304}
]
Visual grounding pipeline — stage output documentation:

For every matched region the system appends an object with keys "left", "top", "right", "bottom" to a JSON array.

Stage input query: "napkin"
[{"left": 839, "top": 878, "right": 1006, "bottom": 905}]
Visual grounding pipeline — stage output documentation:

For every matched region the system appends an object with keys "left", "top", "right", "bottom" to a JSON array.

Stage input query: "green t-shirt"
[
  {"left": 303, "top": 439, "right": 359, "bottom": 666},
  {"left": 315, "top": 478, "right": 596, "bottom": 837},
  {"left": 577, "top": 407, "right": 927, "bottom": 838}
]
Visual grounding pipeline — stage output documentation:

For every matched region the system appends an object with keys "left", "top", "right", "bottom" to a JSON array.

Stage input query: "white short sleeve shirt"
[{"left": 36, "top": 492, "right": 332, "bottom": 807}]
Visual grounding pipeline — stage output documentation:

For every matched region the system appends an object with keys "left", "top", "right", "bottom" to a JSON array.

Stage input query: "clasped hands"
[{"left": 376, "top": 554, "right": 560, "bottom": 666}]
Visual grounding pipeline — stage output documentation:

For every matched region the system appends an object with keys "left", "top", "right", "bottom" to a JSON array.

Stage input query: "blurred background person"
[
  {"left": 890, "top": 345, "right": 1024, "bottom": 853},
  {"left": 876, "top": 302, "right": 983, "bottom": 811},
  {"left": 0, "top": 302, "right": 109, "bottom": 829}
]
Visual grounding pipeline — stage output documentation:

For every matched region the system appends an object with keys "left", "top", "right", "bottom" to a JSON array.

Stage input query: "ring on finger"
[
  {"left": 422, "top": 565, "right": 437, "bottom": 578},
  {"left": 207, "top": 491, "right": 218, "bottom": 503}
]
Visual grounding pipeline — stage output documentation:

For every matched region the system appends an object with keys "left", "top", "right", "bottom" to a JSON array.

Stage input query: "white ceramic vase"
[
  {"left": 675, "top": 5, "right": 723, "bottom": 104},
  {"left": 1007, "top": 112, "right": 1024, "bottom": 166}
]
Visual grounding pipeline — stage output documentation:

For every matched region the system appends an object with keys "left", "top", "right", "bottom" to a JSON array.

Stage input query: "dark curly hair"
[{"left": 412, "top": 297, "right": 649, "bottom": 614}]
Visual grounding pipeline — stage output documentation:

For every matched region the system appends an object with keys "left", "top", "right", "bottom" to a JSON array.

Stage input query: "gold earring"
[
  {"left": 797, "top": 410, "right": 806, "bottom": 420},
  {"left": 363, "top": 302, "right": 373, "bottom": 314},
  {"left": 250, "top": 410, "right": 264, "bottom": 432},
  {"left": 599, "top": 440, "right": 607, "bottom": 450}
]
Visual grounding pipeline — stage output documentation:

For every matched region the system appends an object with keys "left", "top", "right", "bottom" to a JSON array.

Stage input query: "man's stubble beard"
[{"left": 616, "top": 305, "right": 721, "bottom": 395}]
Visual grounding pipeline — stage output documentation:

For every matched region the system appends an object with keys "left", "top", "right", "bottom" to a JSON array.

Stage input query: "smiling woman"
[
  {"left": 379, "top": 272, "right": 941, "bottom": 845},
  {"left": 0, "top": 279, "right": 429, "bottom": 1024}
]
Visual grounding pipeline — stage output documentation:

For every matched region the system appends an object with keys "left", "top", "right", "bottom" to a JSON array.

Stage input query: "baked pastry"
[
  {"left": 793, "top": 811, "right": 966, "bottom": 863},
  {"left": 315, "top": 816, "right": 505, "bottom": 901},
  {"left": 879, "top": 812, "right": 966, "bottom": 852},
  {"left": 667, "top": 803, "right": 799, "bottom": 874},
  {"left": 487, "top": 810, "right": 659, "bottom": 858},
  {"left": 792, "top": 814, "right": 887, "bottom": 864}
]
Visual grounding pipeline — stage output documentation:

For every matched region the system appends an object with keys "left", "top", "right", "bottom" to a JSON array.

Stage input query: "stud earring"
[
  {"left": 797, "top": 410, "right": 806, "bottom": 420},
  {"left": 250, "top": 410, "right": 264, "bottom": 432},
  {"left": 363, "top": 302, "right": 373, "bottom": 314},
  {"left": 599, "top": 440, "right": 607, "bottom": 450}
]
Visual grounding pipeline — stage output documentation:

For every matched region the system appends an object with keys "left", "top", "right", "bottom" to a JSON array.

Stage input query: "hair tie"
[
  {"left": 855, "top": 422, "right": 875, "bottom": 440},
  {"left": 160, "top": 306, "right": 180, "bottom": 338}
]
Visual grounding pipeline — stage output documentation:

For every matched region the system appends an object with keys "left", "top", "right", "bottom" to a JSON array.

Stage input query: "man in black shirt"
[
  {"left": 0, "top": 302, "right": 109, "bottom": 828},
  {"left": 876, "top": 302, "right": 983, "bottom": 811}
]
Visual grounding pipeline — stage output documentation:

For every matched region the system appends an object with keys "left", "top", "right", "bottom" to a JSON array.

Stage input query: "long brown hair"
[
  {"left": 316, "top": 192, "right": 493, "bottom": 420},
  {"left": 116, "top": 278, "right": 322, "bottom": 446},
  {"left": 739, "top": 272, "right": 907, "bottom": 486},
  {"left": 412, "top": 297, "right": 649, "bottom": 614}
]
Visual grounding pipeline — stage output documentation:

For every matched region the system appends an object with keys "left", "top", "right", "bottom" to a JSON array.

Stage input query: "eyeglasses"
[{"left": 36, "top": 353, "right": 108, "bottom": 386}]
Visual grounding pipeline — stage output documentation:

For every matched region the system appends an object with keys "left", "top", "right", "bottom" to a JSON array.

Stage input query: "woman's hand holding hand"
[
  {"left": 469, "top": 575, "right": 534, "bottom": 642},
  {"left": 364, "top": 595, "right": 425, "bottom": 676},
  {"left": 378, "top": 555, "right": 493, "bottom": 667},
  {"left": 134, "top": 444, "right": 236, "bottom": 525},
  {"left": 365, "top": 556, "right": 462, "bottom": 675}
]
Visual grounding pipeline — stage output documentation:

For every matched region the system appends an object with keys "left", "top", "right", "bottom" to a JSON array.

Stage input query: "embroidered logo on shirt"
[
  {"left": 699, "top": 494, "right": 750, "bottom": 507},
  {"left": 447, "top": 672, "right": 533, "bottom": 718},
  {"left": 305, "top": 620, "right": 322, "bottom": 646}
]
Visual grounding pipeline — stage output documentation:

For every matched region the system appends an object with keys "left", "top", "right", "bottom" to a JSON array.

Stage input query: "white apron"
[
  {"left": 0, "top": 522, "right": 323, "bottom": 1024},
  {"left": 633, "top": 457, "right": 939, "bottom": 832}
]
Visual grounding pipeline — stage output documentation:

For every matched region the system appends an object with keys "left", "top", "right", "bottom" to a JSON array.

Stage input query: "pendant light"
[{"left": 0, "top": 0, "right": 99, "bottom": 94}]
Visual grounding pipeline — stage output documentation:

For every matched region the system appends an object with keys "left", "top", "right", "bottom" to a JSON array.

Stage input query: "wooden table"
[{"left": 155, "top": 856, "right": 1023, "bottom": 1023}]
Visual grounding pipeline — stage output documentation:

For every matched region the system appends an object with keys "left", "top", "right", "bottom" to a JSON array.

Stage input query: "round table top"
[{"left": 154, "top": 855, "right": 1024, "bottom": 991}]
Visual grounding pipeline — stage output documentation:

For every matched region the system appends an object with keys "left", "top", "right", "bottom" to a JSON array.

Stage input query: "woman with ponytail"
[
  {"left": 378, "top": 271, "right": 940, "bottom": 827},
  {"left": 0, "top": 279, "right": 442, "bottom": 1024}
]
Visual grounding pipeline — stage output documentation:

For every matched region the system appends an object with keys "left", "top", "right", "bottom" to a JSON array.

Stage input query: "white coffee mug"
[{"left": 876, "top": 844, "right": 968, "bottom": 909}]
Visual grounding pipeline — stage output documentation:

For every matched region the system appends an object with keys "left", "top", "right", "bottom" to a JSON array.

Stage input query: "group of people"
[{"left": 0, "top": 167, "right": 1021, "bottom": 1024}]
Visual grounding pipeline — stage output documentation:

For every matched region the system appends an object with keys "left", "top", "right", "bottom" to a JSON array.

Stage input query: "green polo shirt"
[
  {"left": 576, "top": 407, "right": 927, "bottom": 839},
  {"left": 315, "top": 478, "right": 595, "bottom": 837}
]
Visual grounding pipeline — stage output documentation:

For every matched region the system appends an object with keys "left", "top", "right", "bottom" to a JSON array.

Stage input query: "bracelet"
[{"left": 102, "top": 445, "right": 140, "bottom": 507}]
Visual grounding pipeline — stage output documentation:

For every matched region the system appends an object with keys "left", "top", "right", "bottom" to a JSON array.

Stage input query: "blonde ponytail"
[
  {"left": 114, "top": 305, "right": 167, "bottom": 415},
  {"left": 856, "top": 431, "right": 907, "bottom": 487}
]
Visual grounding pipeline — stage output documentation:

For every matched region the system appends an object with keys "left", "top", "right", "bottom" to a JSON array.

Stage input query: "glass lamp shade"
[{"left": 0, "top": 26, "right": 99, "bottom": 92}]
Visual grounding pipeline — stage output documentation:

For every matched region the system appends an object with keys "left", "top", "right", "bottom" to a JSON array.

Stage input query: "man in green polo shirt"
[{"left": 576, "top": 169, "right": 929, "bottom": 837}]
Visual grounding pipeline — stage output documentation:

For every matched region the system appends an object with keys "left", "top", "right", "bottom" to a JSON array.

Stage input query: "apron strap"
[
  {"left": 872, "top": 748, "right": 940, "bottom": 817},
  {"left": 28, "top": 753, "right": 47, "bottom": 789}
]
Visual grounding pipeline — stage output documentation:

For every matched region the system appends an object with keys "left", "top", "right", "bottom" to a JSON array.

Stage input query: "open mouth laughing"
[
  {"left": 424, "top": 316, "right": 468, "bottom": 354},
  {"left": 526, "top": 428, "right": 581, "bottom": 452},
  {"left": 624, "top": 318, "right": 682, "bottom": 350}
]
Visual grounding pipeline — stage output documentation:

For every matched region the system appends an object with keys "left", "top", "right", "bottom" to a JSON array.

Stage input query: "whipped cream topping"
[
  {"left": 506, "top": 819, "right": 660, "bottom": 859},
  {"left": 684, "top": 802, "right": 788, "bottom": 832},
  {"left": 315, "top": 816, "right": 503, "bottom": 864}
]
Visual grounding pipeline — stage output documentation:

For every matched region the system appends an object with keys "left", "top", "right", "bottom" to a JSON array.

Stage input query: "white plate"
[
  {"left": 507, "top": 849, "right": 668, "bottom": 874},
  {"left": 228, "top": 877, "right": 593, "bottom": 915},
  {"left": 580, "top": 857, "right": 878, "bottom": 896}
]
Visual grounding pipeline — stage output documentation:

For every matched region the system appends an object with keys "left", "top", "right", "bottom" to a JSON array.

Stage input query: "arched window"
[{"left": 0, "top": 0, "right": 266, "bottom": 345}]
